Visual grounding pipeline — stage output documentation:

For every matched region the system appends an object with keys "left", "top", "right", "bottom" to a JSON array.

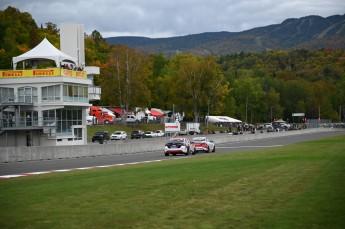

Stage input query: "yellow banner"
[{"left": 0, "top": 68, "right": 86, "bottom": 78}]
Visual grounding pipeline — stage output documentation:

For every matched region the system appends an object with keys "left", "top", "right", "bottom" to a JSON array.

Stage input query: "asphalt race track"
[{"left": 0, "top": 130, "right": 344, "bottom": 178}]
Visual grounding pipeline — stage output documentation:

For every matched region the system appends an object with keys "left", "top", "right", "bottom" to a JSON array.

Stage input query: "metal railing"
[
  {"left": 0, "top": 117, "right": 56, "bottom": 128},
  {"left": 0, "top": 93, "right": 36, "bottom": 104}
]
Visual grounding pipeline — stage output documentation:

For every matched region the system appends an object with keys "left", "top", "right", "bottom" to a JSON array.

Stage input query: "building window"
[
  {"left": 18, "top": 87, "right": 37, "bottom": 103},
  {"left": 74, "top": 128, "right": 83, "bottom": 140},
  {"left": 63, "top": 84, "right": 88, "bottom": 103},
  {"left": 0, "top": 87, "right": 14, "bottom": 102},
  {"left": 42, "top": 85, "right": 61, "bottom": 101},
  {"left": 55, "top": 108, "right": 82, "bottom": 136},
  {"left": 42, "top": 110, "right": 56, "bottom": 126}
]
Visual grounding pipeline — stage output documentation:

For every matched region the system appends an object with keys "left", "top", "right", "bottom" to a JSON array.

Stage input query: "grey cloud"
[{"left": 1, "top": 0, "right": 344, "bottom": 38}]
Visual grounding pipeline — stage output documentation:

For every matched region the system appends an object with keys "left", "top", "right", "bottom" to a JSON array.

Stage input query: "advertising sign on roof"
[{"left": 0, "top": 68, "right": 86, "bottom": 78}]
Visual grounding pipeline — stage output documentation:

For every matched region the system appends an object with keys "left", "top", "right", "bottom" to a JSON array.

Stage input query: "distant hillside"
[{"left": 105, "top": 14, "right": 345, "bottom": 56}]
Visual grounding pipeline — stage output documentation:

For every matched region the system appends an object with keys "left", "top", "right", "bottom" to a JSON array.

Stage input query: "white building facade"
[{"left": 0, "top": 34, "right": 100, "bottom": 147}]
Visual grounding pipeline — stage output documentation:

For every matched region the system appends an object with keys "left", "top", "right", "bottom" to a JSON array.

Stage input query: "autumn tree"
[
  {"left": 0, "top": 6, "right": 39, "bottom": 69},
  {"left": 100, "top": 45, "right": 151, "bottom": 111},
  {"left": 165, "top": 54, "right": 229, "bottom": 122},
  {"left": 84, "top": 30, "right": 110, "bottom": 66}
]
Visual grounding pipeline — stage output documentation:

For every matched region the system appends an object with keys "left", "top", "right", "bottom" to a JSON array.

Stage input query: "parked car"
[
  {"left": 272, "top": 122, "right": 282, "bottom": 132},
  {"left": 110, "top": 131, "right": 127, "bottom": 140},
  {"left": 91, "top": 131, "right": 110, "bottom": 142},
  {"left": 260, "top": 123, "right": 274, "bottom": 132},
  {"left": 190, "top": 137, "right": 215, "bottom": 154},
  {"left": 164, "top": 137, "right": 191, "bottom": 156},
  {"left": 279, "top": 122, "right": 290, "bottom": 130},
  {"left": 126, "top": 115, "right": 140, "bottom": 123},
  {"left": 131, "top": 130, "right": 144, "bottom": 139},
  {"left": 86, "top": 112, "right": 96, "bottom": 125},
  {"left": 155, "top": 130, "right": 165, "bottom": 137},
  {"left": 178, "top": 129, "right": 188, "bottom": 135},
  {"left": 143, "top": 131, "right": 156, "bottom": 138}
]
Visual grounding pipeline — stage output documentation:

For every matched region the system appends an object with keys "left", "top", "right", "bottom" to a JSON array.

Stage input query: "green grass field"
[{"left": 1, "top": 135, "right": 344, "bottom": 229}]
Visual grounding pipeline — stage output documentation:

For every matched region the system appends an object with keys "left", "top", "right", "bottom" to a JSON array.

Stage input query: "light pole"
[
  {"left": 340, "top": 106, "right": 342, "bottom": 123},
  {"left": 207, "top": 100, "right": 210, "bottom": 133},
  {"left": 270, "top": 105, "right": 273, "bottom": 122},
  {"left": 245, "top": 96, "right": 248, "bottom": 123}
]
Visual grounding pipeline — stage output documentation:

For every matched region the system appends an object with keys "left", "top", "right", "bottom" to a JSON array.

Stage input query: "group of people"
[
  {"left": 1, "top": 113, "right": 15, "bottom": 127},
  {"left": 61, "top": 63, "right": 84, "bottom": 71}
]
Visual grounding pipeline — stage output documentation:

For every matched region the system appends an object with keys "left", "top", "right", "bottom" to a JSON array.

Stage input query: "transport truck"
[
  {"left": 186, "top": 122, "right": 200, "bottom": 135},
  {"left": 89, "top": 106, "right": 114, "bottom": 124}
]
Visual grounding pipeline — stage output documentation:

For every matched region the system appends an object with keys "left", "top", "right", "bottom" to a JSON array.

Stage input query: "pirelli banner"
[{"left": 0, "top": 68, "right": 86, "bottom": 79}]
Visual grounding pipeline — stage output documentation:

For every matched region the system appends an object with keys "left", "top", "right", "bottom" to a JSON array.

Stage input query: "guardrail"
[{"left": 0, "top": 127, "right": 342, "bottom": 163}]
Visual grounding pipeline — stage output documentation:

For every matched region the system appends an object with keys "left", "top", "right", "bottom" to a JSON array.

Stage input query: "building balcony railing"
[
  {"left": 0, "top": 94, "right": 36, "bottom": 105},
  {"left": 0, "top": 117, "right": 56, "bottom": 129},
  {"left": 1, "top": 93, "right": 89, "bottom": 105}
]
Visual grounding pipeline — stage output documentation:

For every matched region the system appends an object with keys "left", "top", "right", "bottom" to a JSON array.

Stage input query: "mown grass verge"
[{"left": 1, "top": 135, "right": 344, "bottom": 229}]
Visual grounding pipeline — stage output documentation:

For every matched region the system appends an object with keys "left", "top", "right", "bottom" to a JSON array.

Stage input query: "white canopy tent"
[
  {"left": 207, "top": 116, "right": 242, "bottom": 123},
  {"left": 12, "top": 38, "right": 77, "bottom": 70}
]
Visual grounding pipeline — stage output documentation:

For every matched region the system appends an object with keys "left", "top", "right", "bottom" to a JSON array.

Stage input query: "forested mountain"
[{"left": 105, "top": 14, "right": 345, "bottom": 56}]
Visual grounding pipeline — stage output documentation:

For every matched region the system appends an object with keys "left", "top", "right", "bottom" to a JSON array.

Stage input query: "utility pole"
[
  {"left": 270, "top": 105, "right": 272, "bottom": 122},
  {"left": 207, "top": 100, "right": 210, "bottom": 133},
  {"left": 340, "top": 106, "right": 342, "bottom": 123},
  {"left": 245, "top": 96, "right": 248, "bottom": 123},
  {"left": 172, "top": 104, "right": 175, "bottom": 122}
]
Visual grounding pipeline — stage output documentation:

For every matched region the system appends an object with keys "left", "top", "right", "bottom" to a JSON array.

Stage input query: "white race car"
[
  {"left": 190, "top": 137, "right": 215, "bottom": 153},
  {"left": 164, "top": 137, "right": 191, "bottom": 156}
]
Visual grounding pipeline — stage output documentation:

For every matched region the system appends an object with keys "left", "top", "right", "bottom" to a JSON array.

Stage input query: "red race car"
[{"left": 190, "top": 137, "right": 215, "bottom": 154}]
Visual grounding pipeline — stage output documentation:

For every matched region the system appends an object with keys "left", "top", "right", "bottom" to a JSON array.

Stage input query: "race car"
[
  {"left": 164, "top": 137, "right": 191, "bottom": 156},
  {"left": 190, "top": 137, "right": 215, "bottom": 154}
]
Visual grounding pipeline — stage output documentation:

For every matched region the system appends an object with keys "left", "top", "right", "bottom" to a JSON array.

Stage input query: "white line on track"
[
  {"left": 0, "top": 158, "right": 185, "bottom": 179},
  {"left": 217, "top": 145, "right": 283, "bottom": 149}
]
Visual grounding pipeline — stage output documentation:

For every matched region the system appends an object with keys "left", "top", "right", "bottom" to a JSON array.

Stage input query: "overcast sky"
[{"left": 1, "top": 0, "right": 344, "bottom": 38}]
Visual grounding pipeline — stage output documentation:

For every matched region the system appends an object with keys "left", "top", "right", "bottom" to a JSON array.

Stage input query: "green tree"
[
  {"left": 232, "top": 76, "right": 265, "bottom": 123},
  {"left": 148, "top": 54, "right": 170, "bottom": 109},
  {"left": 165, "top": 54, "right": 229, "bottom": 122},
  {"left": 0, "top": 6, "right": 39, "bottom": 69},
  {"left": 100, "top": 45, "right": 151, "bottom": 110},
  {"left": 85, "top": 30, "right": 110, "bottom": 66}
]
